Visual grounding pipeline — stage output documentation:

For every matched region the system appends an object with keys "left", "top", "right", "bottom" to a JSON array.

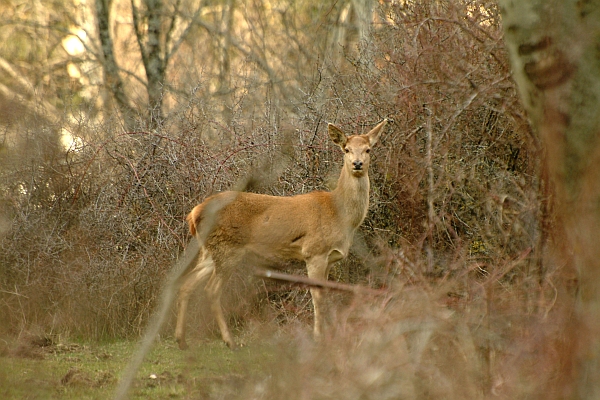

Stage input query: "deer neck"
[{"left": 331, "top": 166, "right": 370, "bottom": 230}]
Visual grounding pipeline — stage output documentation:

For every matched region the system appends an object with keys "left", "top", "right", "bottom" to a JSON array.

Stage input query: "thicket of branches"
[{"left": 0, "top": 2, "right": 563, "bottom": 393}]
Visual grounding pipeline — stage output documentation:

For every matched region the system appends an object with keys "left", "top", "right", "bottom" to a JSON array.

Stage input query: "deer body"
[{"left": 175, "top": 119, "right": 387, "bottom": 350}]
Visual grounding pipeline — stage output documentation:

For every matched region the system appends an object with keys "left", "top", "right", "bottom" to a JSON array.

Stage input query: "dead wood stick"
[{"left": 253, "top": 268, "right": 387, "bottom": 296}]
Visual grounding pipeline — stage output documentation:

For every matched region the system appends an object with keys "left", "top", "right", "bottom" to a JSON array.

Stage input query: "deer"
[{"left": 174, "top": 119, "right": 388, "bottom": 350}]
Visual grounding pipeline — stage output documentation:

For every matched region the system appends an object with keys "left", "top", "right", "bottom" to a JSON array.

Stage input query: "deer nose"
[{"left": 353, "top": 160, "right": 363, "bottom": 170}]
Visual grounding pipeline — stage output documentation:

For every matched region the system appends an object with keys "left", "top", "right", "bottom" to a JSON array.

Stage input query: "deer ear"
[
  {"left": 328, "top": 123, "right": 347, "bottom": 148},
  {"left": 366, "top": 119, "right": 388, "bottom": 146}
]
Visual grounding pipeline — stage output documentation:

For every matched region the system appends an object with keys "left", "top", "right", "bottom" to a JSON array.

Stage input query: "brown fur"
[{"left": 175, "top": 119, "right": 388, "bottom": 350}]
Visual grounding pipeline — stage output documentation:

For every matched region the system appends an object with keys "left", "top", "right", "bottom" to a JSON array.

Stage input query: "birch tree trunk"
[
  {"left": 132, "top": 0, "right": 168, "bottom": 128},
  {"left": 95, "top": 0, "right": 138, "bottom": 130},
  {"left": 498, "top": 0, "right": 600, "bottom": 397},
  {"left": 216, "top": 0, "right": 235, "bottom": 126}
]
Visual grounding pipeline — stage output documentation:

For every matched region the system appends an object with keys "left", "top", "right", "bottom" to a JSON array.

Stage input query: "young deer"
[{"left": 175, "top": 119, "right": 388, "bottom": 350}]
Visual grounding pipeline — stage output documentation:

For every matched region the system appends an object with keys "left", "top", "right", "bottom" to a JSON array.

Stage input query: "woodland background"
[{"left": 0, "top": 0, "right": 581, "bottom": 397}]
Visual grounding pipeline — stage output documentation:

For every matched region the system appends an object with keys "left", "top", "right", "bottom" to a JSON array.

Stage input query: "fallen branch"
[{"left": 253, "top": 268, "right": 387, "bottom": 296}]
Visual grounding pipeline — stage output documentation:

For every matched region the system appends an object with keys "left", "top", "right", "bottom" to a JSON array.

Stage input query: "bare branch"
[{"left": 254, "top": 268, "right": 386, "bottom": 296}]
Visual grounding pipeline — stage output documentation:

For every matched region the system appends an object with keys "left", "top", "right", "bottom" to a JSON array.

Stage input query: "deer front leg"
[
  {"left": 175, "top": 255, "right": 215, "bottom": 350},
  {"left": 306, "top": 255, "right": 331, "bottom": 339}
]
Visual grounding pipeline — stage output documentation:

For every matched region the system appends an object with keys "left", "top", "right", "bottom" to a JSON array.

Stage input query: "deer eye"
[
  {"left": 344, "top": 148, "right": 350, "bottom": 153},
  {"left": 366, "top": 148, "right": 371, "bottom": 153}
]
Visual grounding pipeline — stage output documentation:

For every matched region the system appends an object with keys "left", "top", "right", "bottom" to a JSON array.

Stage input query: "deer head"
[{"left": 328, "top": 119, "right": 387, "bottom": 178}]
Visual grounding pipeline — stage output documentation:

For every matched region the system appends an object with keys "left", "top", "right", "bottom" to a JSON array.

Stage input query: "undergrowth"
[{"left": 0, "top": 1, "right": 572, "bottom": 398}]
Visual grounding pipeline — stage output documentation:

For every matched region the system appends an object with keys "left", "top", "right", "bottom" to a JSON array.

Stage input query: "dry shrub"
[
  {"left": 0, "top": 2, "right": 571, "bottom": 395},
  {"left": 186, "top": 1, "right": 563, "bottom": 398},
  {"left": 0, "top": 93, "right": 342, "bottom": 339},
  {"left": 227, "top": 253, "right": 565, "bottom": 400}
]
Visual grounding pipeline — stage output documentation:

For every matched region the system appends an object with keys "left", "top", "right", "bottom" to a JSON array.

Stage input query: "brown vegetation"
[{"left": 0, "top": 0, "right": 579, "bottom": 397}]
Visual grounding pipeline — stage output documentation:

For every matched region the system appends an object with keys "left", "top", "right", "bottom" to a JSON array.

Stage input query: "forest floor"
[{"left": 0, "top": 334, "right": 277, "bottom": 399}]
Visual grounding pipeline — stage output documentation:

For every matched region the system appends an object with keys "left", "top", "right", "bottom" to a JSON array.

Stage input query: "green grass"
[{"left": 0, "top": 337, "right": 277, "bottom": 399}]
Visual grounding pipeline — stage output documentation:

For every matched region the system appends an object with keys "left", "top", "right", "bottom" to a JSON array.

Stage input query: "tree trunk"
[
  {"left": 94, "top": 0, "right": 137, "bottom": 130},
  {"left": 135, "top": 0, "right": 167, "bottom": 128},
  {"left": 498, "top": 0, "right": 600, "bottom": 397},
  {"left": 216, "top": 0, "right": 236, "bottom": 126}
]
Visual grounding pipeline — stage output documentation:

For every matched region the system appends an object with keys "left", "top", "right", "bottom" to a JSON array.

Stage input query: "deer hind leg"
[
  {"left": 205, "top": 269, "right": 237, "bottom": 350},
  {"left": 175, "top": 251, "right": 215, "bottom": 350},
  {"left": 306, "top": 255, "right": 332, "bottom": 339}
]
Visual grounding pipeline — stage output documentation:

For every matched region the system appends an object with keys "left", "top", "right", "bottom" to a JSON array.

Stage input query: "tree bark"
[
  {"left": 216, "top": 0, "right": 235, "bottom": 126},
  {"left": 94, "top": 0, "right": 138, "bottom": 130},
  {"left": 499, "top": 0, "right": 600, "bottom": 397},
  {"left": 131, "top": 0, "right": 168, "bottom": 128}
]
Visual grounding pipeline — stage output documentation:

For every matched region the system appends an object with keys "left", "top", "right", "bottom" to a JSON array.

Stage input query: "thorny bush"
[{"left": 0, "top": 6, "right": 558, "bottom": 394}]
